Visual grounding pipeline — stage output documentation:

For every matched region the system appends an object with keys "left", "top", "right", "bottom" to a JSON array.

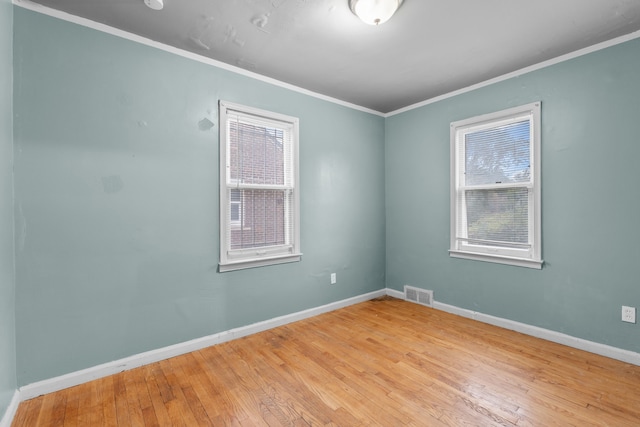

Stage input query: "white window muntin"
[
  {"left": 219, "top": 100, "right": 301, "bottom": 272},
  {"left": 450, "top": 102, "right": 542, "bottom": 269}
]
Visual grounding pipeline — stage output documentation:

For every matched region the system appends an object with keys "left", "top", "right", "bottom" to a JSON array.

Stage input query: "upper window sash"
[{"left": 224, "top": 113, "right": 295, "bottom": 189}]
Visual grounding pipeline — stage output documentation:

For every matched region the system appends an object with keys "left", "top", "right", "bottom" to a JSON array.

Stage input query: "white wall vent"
[{"left": 404, "top": 285, "right": 433, "bottom": 307}]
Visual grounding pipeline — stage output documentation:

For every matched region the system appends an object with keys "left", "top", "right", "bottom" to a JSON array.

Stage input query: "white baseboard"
[
  {"left": 385, "top": 288, "right": 640, "bottom": 366},
  {"left": 18, "top": 289, "right": 387, "bottom": 401},
  {"left": 0, "top": 390, "right": 20, "bottom": 427},
  {"left": 433, "top": 301, "right": 640, "bottom": 366},
  {"left": 386, "top": 288, "right": 404, "bottom": 299},
  {"left": 15, "top": 286, "right": 640, "bottom": 409}
]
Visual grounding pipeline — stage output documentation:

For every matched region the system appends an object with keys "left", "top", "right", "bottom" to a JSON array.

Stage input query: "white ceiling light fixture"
[
  {"left": 349, "top": 0, "right": 404, "bottom": 25},
  {"left": 144, "top": 0, "right": 163, "bottom": 11}
]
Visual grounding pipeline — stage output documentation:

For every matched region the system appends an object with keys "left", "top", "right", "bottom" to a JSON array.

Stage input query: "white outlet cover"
[{"left": 622, "top": 306, "right": 636, "bottom": 323}]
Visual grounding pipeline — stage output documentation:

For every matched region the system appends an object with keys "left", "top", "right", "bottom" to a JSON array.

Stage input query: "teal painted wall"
[
  {"left": 13, "top": 9, "right": 385, "bottom": 386},
  {"left": 11, "top": 4, "right": 640, "bottom": 391},
  {"left": 0, "top": 0, "right": 16, "bottom": 419},
  {"left": 386, "top": 38, "right": 640, "bottom": 353}
]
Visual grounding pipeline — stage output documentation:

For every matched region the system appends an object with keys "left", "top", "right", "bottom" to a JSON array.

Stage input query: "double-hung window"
[
  {"left": 219, "top": 101, "right": 301, "bottom": 272},
  {"left": 450, "top": 102, "right": 542, "bottom": 269}
]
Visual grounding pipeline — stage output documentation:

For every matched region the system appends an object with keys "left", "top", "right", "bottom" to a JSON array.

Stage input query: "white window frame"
[
  {"left": 219, "top": 100, "right": 301, "bottom": 272},
  {"left": 450, "top": 102, "right": 542, "bottom": 269}
]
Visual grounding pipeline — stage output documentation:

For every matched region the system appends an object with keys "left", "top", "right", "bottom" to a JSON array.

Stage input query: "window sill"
[
  {"left": 219, "top": 253, "right": 302, "bottom": 272},
  {"left": 449, "top": 250, "right": 543, "bottom": 269}
]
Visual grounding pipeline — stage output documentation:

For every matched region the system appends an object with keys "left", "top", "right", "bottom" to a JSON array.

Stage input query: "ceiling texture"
[{"left": 21, "top": 0, "right": 640, "bottom": 113}]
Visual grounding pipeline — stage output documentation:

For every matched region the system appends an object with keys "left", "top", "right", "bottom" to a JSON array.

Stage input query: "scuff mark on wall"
[
  {"left": 198, "top": 117, "right": 214, "bottom": 131},
  {"left": 117, "top": 92, "right": 133, "bottom": 107},
  {"left": 102, "top": 175, "right": 124, "bottom": 194}
]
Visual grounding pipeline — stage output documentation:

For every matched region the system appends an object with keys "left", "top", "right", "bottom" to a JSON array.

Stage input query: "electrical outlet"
[
  {"left": 622, "top": 306, "right": 636, "bottom": 324},
  {"left": 330, "top": 273, "right": 336, "bottom": 285}
]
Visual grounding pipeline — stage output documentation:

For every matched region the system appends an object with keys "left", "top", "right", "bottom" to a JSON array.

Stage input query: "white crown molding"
[
  {"left": 11, "top": 0, "right": 384, "bottom": 117},
  {"left": 12, "top": 1, "right": 640, "bottom": 119},
  {"left": 385, "top": 29, "right": 640, "bottom": 117}
]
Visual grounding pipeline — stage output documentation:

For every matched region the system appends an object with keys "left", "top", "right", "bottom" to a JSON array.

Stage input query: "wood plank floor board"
[
  {"left": 12, "top": 297, "right": 640, "bottom": 426},
  {"left": 12, "top": 395, "right": 42, "bottom": 427},
  {"left": 121, "top": 372, "right": 146, "bottom": 427},
  {"left": 32, "top": 391, "right": 60, "bottom": 427},
  {"left": 215, "top": 352, "right": 291, "bottom": 427},
  {"left": 178, "top": 352, "right": 223, "bottom": 423},
  {"left": 164, "top": 357, "right": 215, "bottom": 427},
  {"left": 61, "top": 390, "right": 80, "bottom": 427},
  {"left": 515, "top": 388, "right": 601, "bottom": 427},
  {"left": 197, "top": 347, "right": 259, "bottom": 426},
  {"left": 144, "top": 364, "right": 178, "bottom": 426},
  {"left": 101, "top": 376, "right": 119, "bottom": 426},
  {"left": 268, "top": 343, "right": 385, "bottom": 425},
  {"left": 72, "top": 383, "right": 93, "bottom": 426},
  {"left": 233, "top": 339, "right": 333, "bottom": 426},
  {"left": 186, "top": 351, "right": 241, "bottom": 425},
  {"left": 160, "top": 362, "right": 202, "bottom": 427},
  {"left": 130, "top": 365, "right": 158, "bottom": 426}
]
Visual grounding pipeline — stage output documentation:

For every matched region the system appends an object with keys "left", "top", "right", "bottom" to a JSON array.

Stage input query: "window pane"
[
  {"left": 465, "top": 120, "right": 530, "bottom": 186},
  {"left": 230, "top": 189, "right": 289, "bottom": 250},
  {"left": 465, "top": 188, "right": 528, "bottom": 245},
  {"left": 229, "top": 121, "right": 285, "bottom": 186},
  {"left": 230, "top": 189, "right": 242, "bottom": 222},
  {"left": 230, "top": 203, "right": 240, "bottom": 222}
]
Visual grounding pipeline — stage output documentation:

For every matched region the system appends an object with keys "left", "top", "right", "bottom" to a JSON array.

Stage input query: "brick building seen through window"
[{"left": 228, "top": 122, "right": 287, "bottom": 250}]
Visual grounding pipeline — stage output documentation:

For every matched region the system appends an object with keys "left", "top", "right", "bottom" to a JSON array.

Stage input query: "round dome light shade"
[
  {"left": 144, "top": 0, "right": 163, "bottom": 10},
  {"left": 349, "top": 0, "right": 403, "bottom": 25}
]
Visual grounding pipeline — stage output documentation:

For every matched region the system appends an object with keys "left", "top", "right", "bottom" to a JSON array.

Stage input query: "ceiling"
[{"left": 22, "top": 0, "right": 640, "bottom": 113}]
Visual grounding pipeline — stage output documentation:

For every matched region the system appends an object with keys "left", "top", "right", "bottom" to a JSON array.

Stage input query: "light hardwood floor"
[{"left": 12, "top": 296, "right": 640, "bottom": 426}]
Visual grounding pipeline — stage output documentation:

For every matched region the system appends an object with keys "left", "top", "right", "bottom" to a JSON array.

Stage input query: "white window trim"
[
  {"left": 219, "top": 100, "right": 301, "bottom": 272},
  {"left": 449, "top": 102, "right": 543, "bottom": 269}
]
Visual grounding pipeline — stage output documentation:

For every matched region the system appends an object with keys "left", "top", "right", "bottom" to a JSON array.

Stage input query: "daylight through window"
[
  {"left": 450, "top": 102, "right": 542, "bottom": 269},
  {"left": 219, "top": 101, "right": 301, "bottom": 272}
]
